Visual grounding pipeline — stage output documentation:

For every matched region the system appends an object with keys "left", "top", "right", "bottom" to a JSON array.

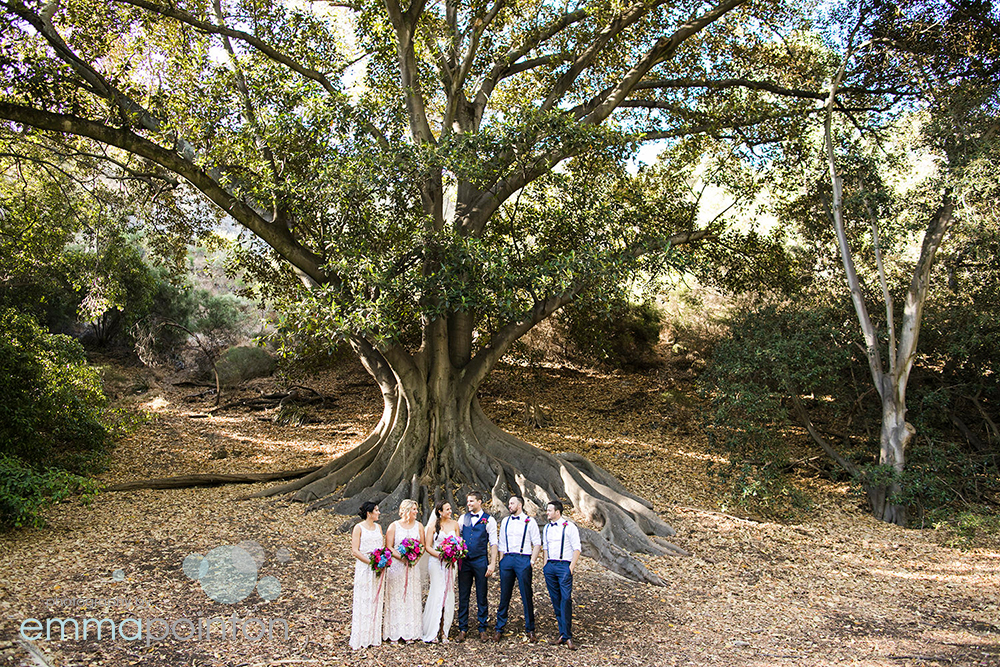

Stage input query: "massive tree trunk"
[{"left": 253, "top": 320, "right": 684, "bottom": 585}]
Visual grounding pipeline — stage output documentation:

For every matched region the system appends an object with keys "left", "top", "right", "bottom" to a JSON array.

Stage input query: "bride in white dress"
[
  {"left": 422, "top": 501, "right": 460, "bottom": 643},
  {"left": 349, "top": 501, "right": 385, "bottom": 650},
  {"left": 383, "top": 499, "right": 425, "bottom": 642}
]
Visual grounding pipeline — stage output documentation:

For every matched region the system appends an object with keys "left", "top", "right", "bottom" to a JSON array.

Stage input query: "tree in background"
[
  {"left": 703, "top": 0, "right": 999, "bottom": 525},
  {"left": 819, "top": 0, "right": 999, "bottom": 525}
]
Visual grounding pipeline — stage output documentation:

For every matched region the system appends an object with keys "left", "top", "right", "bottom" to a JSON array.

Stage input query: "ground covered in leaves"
[{"left": 1, "top": 355, "right": 998, "bottom": 667}]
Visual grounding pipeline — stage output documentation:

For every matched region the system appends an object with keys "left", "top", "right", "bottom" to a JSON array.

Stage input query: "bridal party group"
[{"left": 349, "top": 491, "right": 582, "bottom": 651}]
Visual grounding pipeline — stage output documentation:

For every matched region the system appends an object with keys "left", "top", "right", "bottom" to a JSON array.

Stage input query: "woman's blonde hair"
[{"left": 399, "top": 499, "right": 418, "bottom": 517}]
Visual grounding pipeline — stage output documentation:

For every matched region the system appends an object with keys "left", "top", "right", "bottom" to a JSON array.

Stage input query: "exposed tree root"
[
  {"left": 104, "top": 466, "right": 322, "bottom": 492},
  {"left": 250, "top": 397, "right": 686, "bottom": 585}
]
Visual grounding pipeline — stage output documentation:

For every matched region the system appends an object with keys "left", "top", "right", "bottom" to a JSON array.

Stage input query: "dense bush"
[
  {"left": 701, "top": 294, "right": 999, "bottom": 526},
  {"left": 0, "top": 309, "right": 110, "bottom": 528},
  {"left": 700, "top": 300, "right": 856, "bottom": 518},
  {"left": 559, "top": 299, "right": 664, "bottom": 368},
  {"left": 0, "top": 455, "right": 97, "bottom": 529},
  {"left": 215, "top": 345, "right": 276, "bottom": 386}
]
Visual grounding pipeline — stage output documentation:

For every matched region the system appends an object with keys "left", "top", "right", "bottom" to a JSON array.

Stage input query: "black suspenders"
[
  {"left": 504, "top": 516, "right": 530, "bottom": 554},
  {"left": 544, "top": 522, "right": 567, "bottom": 560}
]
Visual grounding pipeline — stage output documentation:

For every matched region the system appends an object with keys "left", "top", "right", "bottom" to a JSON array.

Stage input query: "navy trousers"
[
  {"left": 543, "top": 560, "right": 573, "bottom": 640},
  {"left": 495, "top": 553, "right": 534, "bottom": 633},
  {"left": 457, "top": 555, "right": 489, "bottom": 632}
]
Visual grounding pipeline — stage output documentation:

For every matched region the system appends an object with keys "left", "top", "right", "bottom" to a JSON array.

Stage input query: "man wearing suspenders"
[
  {"left": 493, "top": 495, "right": 541, "bottom": 642},
  {"left": 541, "top": 500, "right": 581, "bottom": 650}
]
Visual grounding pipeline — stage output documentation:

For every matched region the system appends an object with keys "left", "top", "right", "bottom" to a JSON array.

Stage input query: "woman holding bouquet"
[
  {"left": 383, "top": 499, "right": 425, "bottom": 642},
  {"left": 350, "top": 501, "right": 386, "bottom": 650},
  {"left": 422, "top": 501, "right": 462, "bottom": 642}
]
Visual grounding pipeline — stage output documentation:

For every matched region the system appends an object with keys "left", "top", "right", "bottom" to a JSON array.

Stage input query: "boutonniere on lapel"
[
  {"left": 561, "top": 520, "right": 569, "bottom": 527},
  {"left": 478, "top": 517, "right": 488, "bottom": 525}
]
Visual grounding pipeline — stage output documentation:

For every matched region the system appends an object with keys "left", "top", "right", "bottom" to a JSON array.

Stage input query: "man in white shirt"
[
  {"left": 493, "top": 495, "right": 541, "bottom": 642},
  {"left": 456, "top": 491, "right": 498, "bottom": 642},
  {"left": 541, "top": 499, "right": 580, "bottom": 650}
]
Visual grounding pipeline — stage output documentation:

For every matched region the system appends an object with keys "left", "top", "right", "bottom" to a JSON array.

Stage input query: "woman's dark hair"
[
  {"left": 433, "top": 500, "right": 449, "bottom": 538},
  {"left": 358, "top": 501, "right": 379, "bottom": 520}
]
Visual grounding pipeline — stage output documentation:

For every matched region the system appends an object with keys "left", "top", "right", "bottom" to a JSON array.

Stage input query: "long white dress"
[
  {"left": 383, "top": 521, "right": 423, "bottom": 641},
  {"left": 350, "top": 523, "right": 385, "bottom": 650},
  {"left": 421, "top": 528, "right": 459, "bottom": 642}
]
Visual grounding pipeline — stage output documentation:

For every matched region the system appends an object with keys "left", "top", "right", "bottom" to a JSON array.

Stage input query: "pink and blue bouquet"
[
  {"left": 398, "top": 537, "right": 423, "bottom": 567},
  {"left": 438, "top": 535, "right": 467, "bottom": 568},
  {"left": 369, "top": 546, "right": 392, "bottom": 574}
]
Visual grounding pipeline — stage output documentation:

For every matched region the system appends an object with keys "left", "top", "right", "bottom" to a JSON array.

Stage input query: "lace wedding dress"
[
  {"left": 383, "top": 521, "right": 423, "bottom": 641},
  {"left": 421, "top": 528, "right": 459, "bottom": 642},
  {"left": 349, "top": 523, "right": 385, "bottom": 650}
]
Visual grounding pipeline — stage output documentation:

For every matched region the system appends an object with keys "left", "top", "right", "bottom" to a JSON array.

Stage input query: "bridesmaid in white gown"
[
  {"left": 422, "top": 501, "right": 461, "bottom": 642},
  {"left": 349, "top": 501, "right": 385, "bottom": 650},
  {"left": 383, "top": 499, "right": 425, "bottom": 642}
]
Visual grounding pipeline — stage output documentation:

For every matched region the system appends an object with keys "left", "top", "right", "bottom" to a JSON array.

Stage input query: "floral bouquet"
[
  {"left": 438, "top": 535, "right": 467, "bottom": 569},
  {"left": 368, "top": 547, "right": 392, "bottom": 574},
  {"left": 398, "top": 537, "right": 423, "bottom": 567}
]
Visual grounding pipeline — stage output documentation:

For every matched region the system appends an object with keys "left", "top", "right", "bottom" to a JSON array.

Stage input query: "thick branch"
[
  {"left": 865, "top": 198, "right": 896, "bottom": 376},
  {"left": 462, "top": 228, "right": 709, "bottom": 390},
  {"left": 540, "top": 0, "right": 672, "bottom": 113},
  {"left": 0, "top": 103, "right": 330, "bottom": 284},
  {"left": 386, "top": 0, "right": 435, "bottom": 143},
  {"left": 473, "top": 8, "right": 590, "bottom": 119},
  {"left": 824, "top": 54, "right": 886, "bottom": 395},
  {"left": 467, "top": 0, "right": 748, "bottom": 231},
  {"left": 580, "top": 0, "right": 750, "bottom": 126},
  {"left": 113, "top": 0, "right": 341, "bottom": 95},
  {"left": 895, "top": 192, "right": 953, "bottom": 382},
  {"left": 462, "top": 288, "right": 581, "bottom": 391}
]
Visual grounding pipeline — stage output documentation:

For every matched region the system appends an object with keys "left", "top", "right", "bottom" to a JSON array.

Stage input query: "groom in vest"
[{"left": 456, "top": 491, "right": 498, "bottom": 642}]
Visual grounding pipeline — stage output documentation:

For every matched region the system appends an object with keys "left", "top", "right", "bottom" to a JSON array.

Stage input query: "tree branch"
[
  {"left": 895, "top": 192, "right": 953, "bottom": 382},
  {"left": 824, "top": 34, "right": 887, "bottom": 396},
  {"left": 113, "top": 0, "right": 339, "bottom": 94},
  {"left": 540, "top": 0, "right": 673, "bottom": 113},
  {"left": 0, "top": 102, "right": 331, "bottom": 285},
  {"left": 865, "top": 198, "right": 896, "bottom": 376},
  {"left": 386, "top": 0, "right": 435, "bottom": 143},
  {"left": 473, "top": 8, "right": 590, "bottom": 120},
  {"left": 580, "top": 0, "right": 750, "bottom": 127},
  {"left": 462, "top": 228, "right": 710, "bottom": 389},
  {"left": 111, "top": 0, "right": 390, "bottom": 149},
  {"left": 788, "top": 387, "right": 861, "bottom": 477}
]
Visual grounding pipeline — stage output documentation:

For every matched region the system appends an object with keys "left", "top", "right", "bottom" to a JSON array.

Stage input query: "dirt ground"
[{"left": 1, "top": 356, "right": 998, "bottom": 667}]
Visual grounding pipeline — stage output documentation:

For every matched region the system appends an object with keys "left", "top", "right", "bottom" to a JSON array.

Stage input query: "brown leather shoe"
[
  {"left": 493, "top": 630, "right": 502, "bottom": 642},
  {"left": 479, "top": 630, "right": 488, "bottom": 642},
  {"left": 549, "top": 636, "right": 565, "bottom": 645},
  {"left": 456, "top": 631, "right": 466, "bottom": 643},
  {"left": 527, "top": 631, "right": 538, "bottom": 643},
  {"left": 565, "top": 638, "right": 577, "bottom": 651}
]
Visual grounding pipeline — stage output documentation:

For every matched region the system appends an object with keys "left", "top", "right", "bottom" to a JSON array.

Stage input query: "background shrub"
[{"left": 0, "top": 309, "right": 111, "bottom": 528}]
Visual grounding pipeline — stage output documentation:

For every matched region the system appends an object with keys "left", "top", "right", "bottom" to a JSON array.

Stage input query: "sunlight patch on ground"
[
  {"left": 141, "top": 396, "right": 171, "bottom": 412},
  {"left": 675, "top": 448, "right": 729, "bottom": 464}
]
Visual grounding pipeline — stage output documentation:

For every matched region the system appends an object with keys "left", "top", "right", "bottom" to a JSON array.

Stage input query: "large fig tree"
[{"left": 0, "top": 0, "right": 828, "bottom": 580}]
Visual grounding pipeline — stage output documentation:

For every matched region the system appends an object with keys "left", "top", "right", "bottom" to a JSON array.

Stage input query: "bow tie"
[
  {"left": 473, "top": 514, "right": 481, "bottom": 519},
  {"left": 549, "top": 521, "right": 558, "bottom": 526}
]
